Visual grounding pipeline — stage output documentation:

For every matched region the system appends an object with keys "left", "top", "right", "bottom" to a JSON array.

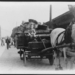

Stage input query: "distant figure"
[
  {"left": 1, "top": 38, "right": 4, "bottom": 46},
  {"left": 5, "top": 37, "right": 10, "bottom": 49}
]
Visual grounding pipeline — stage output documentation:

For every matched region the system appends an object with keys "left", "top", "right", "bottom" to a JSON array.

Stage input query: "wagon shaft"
[
  {"left": 39, "top": 43, "right": 75, "bottom": 54},
  {"left": 67, "top": 51, "right": 75, "bottom": 57}
]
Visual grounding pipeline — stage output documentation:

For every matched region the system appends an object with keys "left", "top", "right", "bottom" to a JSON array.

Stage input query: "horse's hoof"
[
  {"left": 55, "top": 67, "right": 60, "bottom": 70},
  {"left": 55, "top": 66, "right": 63, "bottom": 70},
  {"left": 59, "top": 67, "right": 63, "bottom": 70}
]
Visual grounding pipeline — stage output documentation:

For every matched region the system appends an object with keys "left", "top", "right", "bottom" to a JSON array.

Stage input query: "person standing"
[
  {"left": 5, "top": 37, "right": 10, "bottom": 49},
  {"left": 1, "top": 38, "right": 4, "bottom": 46}
]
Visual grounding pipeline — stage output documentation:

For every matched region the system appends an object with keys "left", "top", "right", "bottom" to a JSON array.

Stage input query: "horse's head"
[
  {"left": 64, "top": 18, "right": 75, "bottom": 50},
  {"left": 64, "top": 18, "right": 75, "bottom": 44}
]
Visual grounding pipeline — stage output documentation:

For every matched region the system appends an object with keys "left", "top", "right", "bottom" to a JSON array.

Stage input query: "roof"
[{"left": 45, "top": 11, "right": 74, "bottom": 29}]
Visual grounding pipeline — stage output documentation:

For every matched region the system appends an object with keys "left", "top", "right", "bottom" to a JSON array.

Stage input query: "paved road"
[
  {"left": 0, "top": 46, "right": 75, "bottom": 74},
  {"left": 0, "top": 45, "right": 6, "bottom": 56}
]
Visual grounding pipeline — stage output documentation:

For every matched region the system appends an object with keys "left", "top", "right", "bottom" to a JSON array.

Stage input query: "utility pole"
[
  {"left": 50, "top": 5, "right": 52, "bottom": 22},
  {"left": 50, "top": 5, "right": 53, "bottom": 29}
]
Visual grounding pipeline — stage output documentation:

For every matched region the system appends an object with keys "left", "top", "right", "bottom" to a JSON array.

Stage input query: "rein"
[{"left": 56, "top": 31, "right": 65, "bottom": 46}]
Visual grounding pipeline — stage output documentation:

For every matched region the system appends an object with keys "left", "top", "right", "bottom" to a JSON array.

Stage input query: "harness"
[
  {"left": 53, "top": 31, "right": 65, "bottom": 57},
  {"left": 56, "top": 22, "right": 74, "bottom": 50},
  {"left": 56, "top": 31, "right": 65, "bottom": 46},
  {"left": 64, "top": 24, "right": 72, "bottom": 43}
]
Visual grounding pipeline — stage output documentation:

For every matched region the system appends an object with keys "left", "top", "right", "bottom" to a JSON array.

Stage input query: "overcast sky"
[{"left": 0, "top": 2, "right": 75, "bottom": 37}]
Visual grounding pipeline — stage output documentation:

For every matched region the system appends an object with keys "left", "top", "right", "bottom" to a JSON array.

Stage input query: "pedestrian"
[
  {"left": 5, "top": 37, "right": 10, "bottom": 49},
  {"left": 28, "top": 19, "right": 38, "bottom": 37},
  {"left": 1, "top": 38, "right": 5, "bottom": 46}
]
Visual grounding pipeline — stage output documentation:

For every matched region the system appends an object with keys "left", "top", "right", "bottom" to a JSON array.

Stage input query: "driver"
[{"left": 28, "top": 19, "right": 38, "bottom": 37}]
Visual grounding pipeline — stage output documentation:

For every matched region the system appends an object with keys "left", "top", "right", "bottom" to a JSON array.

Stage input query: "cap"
[
  {"left": 24, "top": 22, "right": 29, "bottom": 24},
  {"left": 29, "top": 19, "right": 38, "bottom": 24}
]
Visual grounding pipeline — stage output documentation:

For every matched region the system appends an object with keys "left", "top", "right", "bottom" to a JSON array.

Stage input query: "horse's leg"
[
  {"left": 55, "top": 48, "right": 63, "bottom": 70},
  {"left": 53, "top": 50, "right": 56, "bottom": 64},
  {"left": 70, "top": 57, "right": 74, "bottom": 69},
  {"left": 54, "top": 49, "right": 62, "bottom": 70},
  {"left": 63, "top": 47, "right": 68, "bottom": 69},
  {"left": 70, "top": 47, "right": 75, "bottom": 69},
  {"left": 53, "top": 50, "right": 58, "bottom": 69},
  {"left": 58, "top": 50, "right": 63, "bottom": 69}
]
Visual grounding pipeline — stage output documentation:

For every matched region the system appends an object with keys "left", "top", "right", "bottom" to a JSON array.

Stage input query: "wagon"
[{"left": 15, "top": 28, "right": 55, "bottom": 66}]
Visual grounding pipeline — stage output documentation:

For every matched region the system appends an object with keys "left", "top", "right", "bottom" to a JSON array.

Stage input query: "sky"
[{"left": 0, "top": 2, "right": 75, "bottom": 37}]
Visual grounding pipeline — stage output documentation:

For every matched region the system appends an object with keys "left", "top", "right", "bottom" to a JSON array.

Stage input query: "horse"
[
  {"left": 50, "top": 28, "right": 66, "bottom": 69},
  {"left": 50, "top": 19, "right": 75, "bottom": 69},
  {"left": 67, "top": 23, "right": 75, "bottom": 69}
]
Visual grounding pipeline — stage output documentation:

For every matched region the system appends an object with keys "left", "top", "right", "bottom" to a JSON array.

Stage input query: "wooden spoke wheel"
[
  {"left": 23, "top": 51, "right": 27, "bottom": 66},
  {"left": 20, "top": 53, "right": 23, "bottom": 60},
  {"left": 20, "top": 49, "right": 23, "bottom": 60}
]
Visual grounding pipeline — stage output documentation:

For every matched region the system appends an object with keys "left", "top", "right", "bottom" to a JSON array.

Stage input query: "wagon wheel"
[
  {"left": 23, "top": 51, "right": 27, "bottom": 66},
  {"left": 48, "top": 55, "right": 54, "bottom": 65},
  {"left": 20, "top": 49, "right": 23, "bottom": 60},
  {"left": 20, "top": 54, "right": 23, "bottom": 60}
]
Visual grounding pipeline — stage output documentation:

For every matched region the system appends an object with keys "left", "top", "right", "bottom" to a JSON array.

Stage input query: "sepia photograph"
[{"left": 0, "top": 2, "right": 75, "bottom": 74}]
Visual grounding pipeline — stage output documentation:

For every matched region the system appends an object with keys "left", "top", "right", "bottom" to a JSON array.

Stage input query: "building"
[{"left": 45, "top": 10, "right": 74, "bottom": 29}]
